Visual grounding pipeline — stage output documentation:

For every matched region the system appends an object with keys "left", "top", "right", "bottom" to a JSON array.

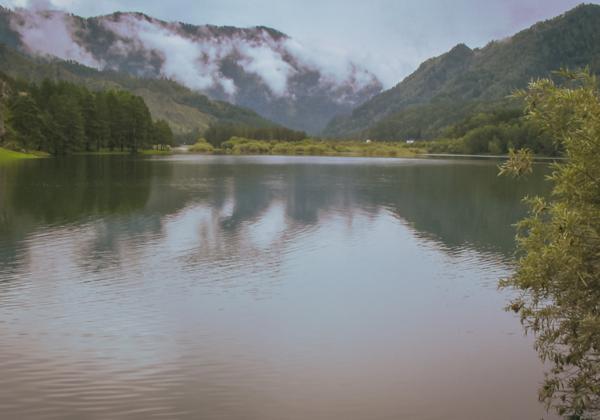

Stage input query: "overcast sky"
[{"left": 1, "top": 0, "right": 597, "bottom": 87}]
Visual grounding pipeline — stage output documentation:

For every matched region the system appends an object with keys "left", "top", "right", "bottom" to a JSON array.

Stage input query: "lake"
[{"left": 0, "top": 155, "right": 557, "bottom": 419}]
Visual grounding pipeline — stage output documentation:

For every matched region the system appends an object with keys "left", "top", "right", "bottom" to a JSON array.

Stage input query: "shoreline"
[{"left": 0, "top": 147, "right": 48, "bottom": 163}]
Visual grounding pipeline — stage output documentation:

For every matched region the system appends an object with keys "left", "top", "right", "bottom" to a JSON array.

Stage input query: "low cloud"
[
  {"left": 102, "top": 15, "right": 238, "bottom": 95},
  {"left": 103, "top": 15, "right": 304, "bottom": 97},
  {"left": 10, "top": 9, "right": 102, "bottom": 68},
  {"left": 237, "top": 41, "right": 296, "bottom": 97},
  {"left": 283, "top": 38, "right": 377, "bottom": 91},
  {"left": 8, "top": 7, "right": 381, "bottom": 99}
]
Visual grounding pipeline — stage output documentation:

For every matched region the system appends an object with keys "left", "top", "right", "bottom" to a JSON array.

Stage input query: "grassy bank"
[
  {"left": 72, "top": 148, "right": 173, "bottom": 156},
  {"left": 0, "top": 147, "right": 47, "bottom": 163},
  {"left": 188, "top": 138, "right": 424, "bottom": 158},
  {"left": 140, "top": 149, "right": 173, "bottom": 156}
]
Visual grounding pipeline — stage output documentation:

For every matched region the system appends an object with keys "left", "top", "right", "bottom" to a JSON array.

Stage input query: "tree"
[
  {"left": 106, "top": 91, "right": 127, "bottom": 152},
  {"left": 94, "top": 92, "right": 111, "bottom": 151},
  {"left": 204, "top": 122, "right": 306, "bottom": 147},
  {"left": 1, "top": 76, "right": 173, "bottom": 155},
  {"left": 47, "top": 93, "right": 85, "bottom": 155},
  {"left": 500, "top": 70, "right": 600, "bottom": 418},
  {"left": 128, "top": 95, "right": 154, "bottom": 152},
  {"left": 153, "top": 119, "right": 174, "bottom": 150},
  {"left": 81, "top": 90, "right": 101, "bottom": 152},
  {"left": 8, "top": 94, "right": 46, "bottom": 151}
]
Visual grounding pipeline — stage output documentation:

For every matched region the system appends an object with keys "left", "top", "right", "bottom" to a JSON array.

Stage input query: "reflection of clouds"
[
  {"left": 163, "top": 206, "right": 214, "bottom": 256},
  {"left": 246, "top": 202, "right": 287, "bottom": 250}
]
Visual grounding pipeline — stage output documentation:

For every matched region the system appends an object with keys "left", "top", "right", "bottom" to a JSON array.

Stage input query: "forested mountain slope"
[
  {"left": 0, "top": 43, "right": 274, "bottom": 135},
  {"left": 324, "top": 4, "right": 600, "bottom": 140},
  {"left": 0, "top": 8, "right": 382, "bottom": 133}
]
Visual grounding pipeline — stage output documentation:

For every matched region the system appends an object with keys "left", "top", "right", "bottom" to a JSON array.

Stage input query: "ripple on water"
[{"left": 0, "top": 156, "right": 556, "bottom": 420}]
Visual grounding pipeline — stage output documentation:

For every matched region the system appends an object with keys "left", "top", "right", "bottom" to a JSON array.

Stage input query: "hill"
[
  {"left": 0, "top": 42, "right": 274, "bottom": 136},
  {"left": 0, "top": 8, "right": 382, "bottom": 133},
  {"left": 324, "top": 4, "right": 600, "bottom": 140}
]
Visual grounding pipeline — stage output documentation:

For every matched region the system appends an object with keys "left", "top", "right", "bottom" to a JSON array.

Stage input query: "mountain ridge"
[
  {"left": 0, "top": 7, "right": 382, "bottom": 133},
  {"left": 324, "top": 3, "right": 600, "bottom": 139}
]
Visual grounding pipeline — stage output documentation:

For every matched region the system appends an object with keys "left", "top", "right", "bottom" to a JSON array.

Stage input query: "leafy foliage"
[
  {"left": 498, "top": 148, "right": 534, "bottom": 177},
  {"left": 500, "top": 70, "right": 600, "bottom": 418},
  {"left": 188, "top": 139, "right": 215, "bottom": 153}
]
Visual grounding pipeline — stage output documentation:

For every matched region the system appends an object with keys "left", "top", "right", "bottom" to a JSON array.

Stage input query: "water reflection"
[
  {"left": 1, "top": 155, "right": 549, "bottom": 262},
  {"left": 0, "top": 155, "right": 555, "bottom": 420}
]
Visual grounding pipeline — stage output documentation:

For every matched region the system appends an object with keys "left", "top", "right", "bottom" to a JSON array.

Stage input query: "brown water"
[{"left": 0, "top": 155, "right": 557, "bottom": 419}]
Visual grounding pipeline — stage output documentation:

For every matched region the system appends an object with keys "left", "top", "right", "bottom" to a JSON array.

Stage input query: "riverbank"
[
  {"left": 0, "top": 147, "right": 48, "bottom": 163},
  {"left": 186, "top": 138, "right": 564, "bottom": 160},
  {"left": 188, "top": 138, "right": 424, "bottom": 158},
  {"left": 72, "top": 149, "right": 173, "bottom": 156}
]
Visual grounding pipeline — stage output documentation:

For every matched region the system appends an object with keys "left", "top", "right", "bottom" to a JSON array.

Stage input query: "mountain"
[
  {"left": 0, "top": 42, "right": 274, "bottom": 136},
  {"left": 0, "top": 7, "right": 382, "bottom": 134},
  {"left": 324, "top": 3, "right": 600, "bottom": 140}
]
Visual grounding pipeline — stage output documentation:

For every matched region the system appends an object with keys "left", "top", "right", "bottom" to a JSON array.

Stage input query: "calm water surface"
[{"left": 0, "top": 155, "right": 556, "bottom": 419}]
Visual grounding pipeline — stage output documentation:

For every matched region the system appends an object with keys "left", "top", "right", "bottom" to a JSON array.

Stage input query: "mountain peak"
[
  {"left": 449, "top": 43, "right": 472, "bottom": 54},
  {"left": 444, "top": 43, "right": 474, "bottom": 62},
  {"left": 566, "top": 2, "right": 600, "bottom": 15},
  {"left": 253, "top": 25, "right": 287, "bottom": 40}
]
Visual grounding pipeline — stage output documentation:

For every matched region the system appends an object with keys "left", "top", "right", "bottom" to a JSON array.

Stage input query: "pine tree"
[
  {"left": 153, "top": 119, "right": 174, "bottom": 150},
  {"left": 8, "top": 93, "right": 46, "bottom": 151}
]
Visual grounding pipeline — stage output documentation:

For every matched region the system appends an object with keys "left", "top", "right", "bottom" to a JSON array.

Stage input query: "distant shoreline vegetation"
[
  {"left": 0, "top": 77, "right": 565, "bottom": 162},
  {"left": 188, "top": 137, "right": 423, "bottom": 158},
  {"left": 183, "top": 106, "right": 564, "bottom": 159}
]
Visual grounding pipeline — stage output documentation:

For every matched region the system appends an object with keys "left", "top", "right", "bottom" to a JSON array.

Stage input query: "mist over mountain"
[
  {"left": 0, "top": 6, "right": 382, "bottom": 133},
  {"left": 324, "top": 3, "right": 600, "bottom": 140},
  {"left": 0, "top": 40, "right": 277, "bottom": 136}
]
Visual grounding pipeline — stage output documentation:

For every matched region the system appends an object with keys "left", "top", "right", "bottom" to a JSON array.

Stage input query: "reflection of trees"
[
  {"left": 357, "top": 161, "right": 551, "bottom": 255},
  {"left": 161, "top": 159, "right": 550, "bottom": 266},
  {"left": 0, "top": 157, "right": 158, "bottom": 274},
  {"left": 0, "top": 157, "right": 551, "bottom": 278},
  {"left": 4, "top": 157, "right": 156, "bottom": 223}
]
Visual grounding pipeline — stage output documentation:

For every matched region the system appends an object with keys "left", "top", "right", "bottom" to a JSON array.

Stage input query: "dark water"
[{"left": 0, "top": 155, "right": 556, "bottom": 420}]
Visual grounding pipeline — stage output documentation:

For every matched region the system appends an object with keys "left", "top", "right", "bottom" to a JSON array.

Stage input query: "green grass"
[{"left": 0, "top": 147, "right": 46, "bottom": 163}]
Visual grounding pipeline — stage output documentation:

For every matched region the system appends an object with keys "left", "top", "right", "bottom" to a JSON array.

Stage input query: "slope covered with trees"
[
  {"left": 0, "top": 43, "right": 275, "bottom": 139},
  {"left": 421, "top": 104, "right": 559, "bottom": 156},
  {"left": 324, "top": 4, "right": 600, "bottom": 141}
]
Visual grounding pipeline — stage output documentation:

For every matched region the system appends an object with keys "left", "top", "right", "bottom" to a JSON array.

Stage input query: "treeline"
[
  {"left": 424, "top": 106, "right": 560, "bottom": 156},
  {"left": 204, "top": 123, "right": 307, "bottom": 147},
  {"left": 3, "top": 77, "right": 173, "bottom": 155}
]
